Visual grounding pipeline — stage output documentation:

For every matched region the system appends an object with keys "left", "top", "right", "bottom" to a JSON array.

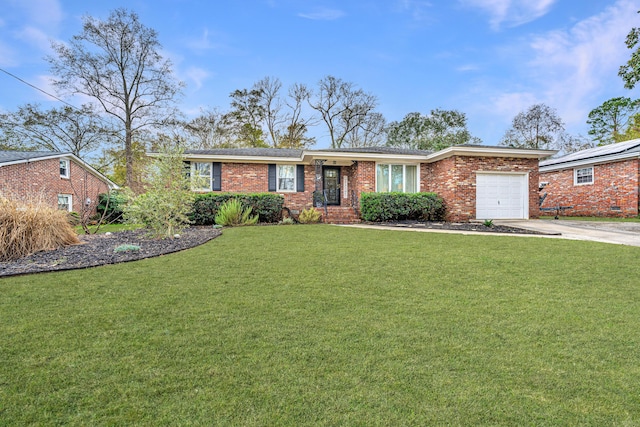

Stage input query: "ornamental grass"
[{"left": 0, "top": 197, "right": 79, "bottom": 262}]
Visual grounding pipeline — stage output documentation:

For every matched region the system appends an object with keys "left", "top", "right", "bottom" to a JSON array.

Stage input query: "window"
[
  {"left": 58, "top": 194, "right": 72, "bottom": 212},
  {"left": 60, "top": 159, "right": 70, "bottom": 178},
  {"left": 277, "top": 164, "right": 296, "bottom": 192},
  {"left": 574, "top": 166, "right": 593, "bottom": 185},
  {"left": 376, "top": 164, "right": 419, "bottom": 193},
  {"left": 191, "top": 162, "right": 212, "bottom": 191}
]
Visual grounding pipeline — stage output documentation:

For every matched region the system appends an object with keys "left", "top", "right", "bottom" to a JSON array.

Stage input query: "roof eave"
[
  {"left": 426, "top": 146, "right": 557, "bottom": 162},
  {"left": 540, "top": 151, "right": 640, "bottom": 172}
]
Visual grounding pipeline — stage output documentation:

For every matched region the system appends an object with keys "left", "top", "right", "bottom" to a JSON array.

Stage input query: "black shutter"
[
  {"left": 296, "top": 164, "right": 305, "bottom": 192},
  {"left": 212, "top": 162, "right": 222, "bottom": 191},
  {"left": 268, "top": 164, "right": 276, "bottom": 191},
  {"left": 183, "top": 161, "right": 191, "bottom": 179}
]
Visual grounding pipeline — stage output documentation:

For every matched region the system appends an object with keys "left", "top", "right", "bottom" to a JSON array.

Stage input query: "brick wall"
[
  {"left": 212, "top": 162, "right": 316, "bottom": 212},
  {"left": 423, "top": 156, "right": 540, "bottom": 221},
  {"left": 539, "top": 159, "right": 640, "bottom": 217},
  {"left": 0, "top": 157, "right": 111, "bottom": 214}
]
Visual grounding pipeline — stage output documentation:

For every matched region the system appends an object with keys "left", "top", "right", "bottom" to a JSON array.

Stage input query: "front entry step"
[{"left": 323, "top": 206, "right": 360, "bottom": 224}]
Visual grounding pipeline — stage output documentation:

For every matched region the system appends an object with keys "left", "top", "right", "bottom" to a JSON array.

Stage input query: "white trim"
[
  {"left": 426, "top": 146, "right": 555, "bottom": 163},
  {"left": 540, "top": 152, "right": 640, "bottom": 172},
  {"left": 59, "top": 158, "right": 70, "bottom": 179},
  {"left": 57, "top": 194, "right": 73, "bottom": 212},
  {"left": 276, "top": 164, "right": 296, "bottom": 192},
  {"left": 573, "top": 166, "right": 594, "bottom": 186},
  {"left": 375, "top": 163, "right": 420, "bottom": 193},
  {"left": 191, "top": 162, "right": 213, "bottom": 191}
]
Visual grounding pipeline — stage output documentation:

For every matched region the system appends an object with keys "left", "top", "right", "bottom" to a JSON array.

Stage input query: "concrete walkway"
[
  {"left": 494, "top": 219, "right": 640, "bottom": 247},
  {"left": 341, "top": 220, "right": 640, "bottom": 247}
]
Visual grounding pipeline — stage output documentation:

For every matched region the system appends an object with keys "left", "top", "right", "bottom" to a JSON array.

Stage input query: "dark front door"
[{"left": 323, "top": 167, "right": 341, "bottom": 206}]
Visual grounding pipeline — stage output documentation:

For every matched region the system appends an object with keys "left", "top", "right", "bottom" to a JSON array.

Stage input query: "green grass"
[
  {"left": 2, "top": 225, "right": 640, "bottom": 425},
  {"left": 75, "top": 223, "right": 142, "bottom": 234},
  {"left": 541, "top": 215, "right": 640, "bottom": 222}
]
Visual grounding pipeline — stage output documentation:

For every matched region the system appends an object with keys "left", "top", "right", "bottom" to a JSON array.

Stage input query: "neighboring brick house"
[
  {"left": 539, "top": 139, "right": 640, "bottom": 218},
  {"left": 182, "top": 145, "right": 553, "bottom": 223},
  {"left": 0, "top": 151, "right": 118, "bottom": 214}
]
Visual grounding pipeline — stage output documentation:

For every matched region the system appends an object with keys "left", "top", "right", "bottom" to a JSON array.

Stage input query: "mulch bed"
[
  {"left": 369, "top": 220, "right": 548, "bottom": 235},
  {"left": 1, "top": 221, "right": 545, "bottom": 278},
  {"left": 0, "top": 226, "right": 222, "bottom": 278}
]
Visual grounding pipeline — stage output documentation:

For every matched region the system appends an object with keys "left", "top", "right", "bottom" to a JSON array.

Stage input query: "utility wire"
[{"left": 0, "top": 67, "right": 79, "bottom": 110}]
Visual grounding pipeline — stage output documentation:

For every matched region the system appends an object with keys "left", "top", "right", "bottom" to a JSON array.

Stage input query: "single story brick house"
[
  {"left": 0, "top": 150, "right": 118, "bottom": 213},
  {"left": 539, "top": 138, "right": 640, "bottom": 218},
  {"left": 182, "top": 145, "right": 554, "bottom": 223}
]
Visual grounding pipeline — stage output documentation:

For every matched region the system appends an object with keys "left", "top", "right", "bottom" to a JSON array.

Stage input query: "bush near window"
[
  {"left": 360, "top": 192, "right": 446, "bottom": 222},
  {"left": 190, "top": 193, "right": 284, "bottom": 225},
  {"left": 214, "top": 199, "right": 259, "bottom": 227},
  {"left": 298, "top": 207, "right": 321, "bottom": 224},
  {"left": 97, "top": 190, "right": 127, "bottom": 223}
]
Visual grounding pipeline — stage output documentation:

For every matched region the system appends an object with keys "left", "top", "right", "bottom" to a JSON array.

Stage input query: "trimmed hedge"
[
  {"left": 190, "top": 193, "right": 284, "bottom": 225},
  {"left": 360, "top": 192, "right": 446, "bottom": 222}
]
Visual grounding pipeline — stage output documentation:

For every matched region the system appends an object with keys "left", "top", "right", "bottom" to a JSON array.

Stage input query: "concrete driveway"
[{"left": 494, "top": 219, "right": 640, "bottom": 247}]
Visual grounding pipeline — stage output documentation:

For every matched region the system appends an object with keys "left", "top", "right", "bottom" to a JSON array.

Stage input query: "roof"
[
  {"left": 540, "top": 139, "right": 640, "bottom": 171},
  {"left": 0, "top": 150, "right": 119, "bottom": 189},
  {"left": 179, "top": 145, "right": 554, "bottom": 165},
  {"left": 0, "top": 150, "right": 64, "bottom": 164}
]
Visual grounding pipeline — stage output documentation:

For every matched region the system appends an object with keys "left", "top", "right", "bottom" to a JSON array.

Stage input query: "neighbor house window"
[
  {"left": 58, "top": 194, "right": 72, "bottom": 212},
  {"left": 191, "top": 162, "right": 212, "bottom": 191},
  {"left": 277, "top": 164, "right": 296, "bottom": 192},
  {"left": 376, "top": 164, "right": 418, "bottom": 193},
  {"left": 574, "top": 166, "right": 593, "bottom": 185},
  {"left": 60, "top": 159, "right": 70, "bottom": 178}
]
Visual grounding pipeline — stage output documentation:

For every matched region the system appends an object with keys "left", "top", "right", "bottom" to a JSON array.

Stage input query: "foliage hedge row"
[
  {"left": 190, "top": 193, "right": 284, "bottom": 225},
  {"left": 97, "top": 191, "right": 127, "bottom": 223},
  {"left": 360, "top": 192, "right": 445, "bottom": 222}
]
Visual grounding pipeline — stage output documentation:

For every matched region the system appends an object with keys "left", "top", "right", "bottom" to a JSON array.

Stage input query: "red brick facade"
[
  {"left": 206, "top": 156, "right": 541, "bottom": 222},
  {"left": 0, "top": 157, "right": 112, "bottom": 214},
  {"left": 539, "top": 159, "right": 640, "bottom": 217},
  {"left": 422, "top": 156, "right": 540, "bottom": 221}
]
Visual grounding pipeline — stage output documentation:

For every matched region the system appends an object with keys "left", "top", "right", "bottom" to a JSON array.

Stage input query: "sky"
[{"left": 1, "top": 0, "right": 639, "bottom": 149}]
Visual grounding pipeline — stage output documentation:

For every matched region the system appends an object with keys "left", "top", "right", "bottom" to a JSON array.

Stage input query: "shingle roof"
[
  {"left": 317, "top": 146, "right": 432, "bottom": 155},
  {"left": 540, "top": 139, "right": 640, "bottom": 167},
  {"left": 0, "top": 150, "right": 68, "bottom": 164},
  {"left": 184, "top": 148, "right": 303, "bottom": 157}
]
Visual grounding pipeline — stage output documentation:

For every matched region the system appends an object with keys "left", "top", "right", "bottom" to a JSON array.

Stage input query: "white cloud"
[
  {"left": 14, "top": 0, "right": 63, "bottom": 28},
  {"left": 462, "top": 0, "right": 556, "bottom": 30},
  {"left": 522, "top": 0, "right": 637, "bottom": 126},
  {"left": 185, "top": 67, "right": 211, "bottom": 90},
  {"left": 17, "top": 26, "right": 53, "bottom": 52},
  {"left": 395, "top": 0, "right": 433, "bottom": 21},
  {"left": 298, "top": 8, "right": 346, "bottom": 20}
]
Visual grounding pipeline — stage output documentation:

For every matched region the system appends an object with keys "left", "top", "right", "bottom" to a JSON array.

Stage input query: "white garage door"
[{"left": 476, "top": 173, "right": 528, "bottom": 219}]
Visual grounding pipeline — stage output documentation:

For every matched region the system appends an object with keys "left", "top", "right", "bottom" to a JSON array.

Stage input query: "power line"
[{"left": 0, "top": 67, "right": 79, "bottom": 110}]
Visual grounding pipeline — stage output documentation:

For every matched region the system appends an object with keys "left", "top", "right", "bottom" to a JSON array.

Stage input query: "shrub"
[
  {"left": 114, "top": 244, "right": 141, "bottom": 253},
  {"left": 97, "top": 190, "right": 127, "bottom": 223},
  {"left": 214, "top": 198, "right": 259, "bottom": 227},
  {"left": 191, "top": 193, "right": 283, "bottom": 225},
  {"left": 360, "top": 192, "right": 446, "bottom": 222},
  {"left": 280, "top": 217, "right": 295, "bottom": 225},
  {"left": 298, "top": 207, "right": 321, "bottom": 224},
  {"left": 0, "top": 197, "right": 80, "bottom": 261},
  {"left": 483, "top": 219, "right": 494, "bottom": 227},
  {"left": 123, "top": 145, "right": 195, "bottom": 238}
]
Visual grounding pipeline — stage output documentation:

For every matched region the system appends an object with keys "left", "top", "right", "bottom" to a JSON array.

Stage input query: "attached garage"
[{"left": 475, "top": 173, "right": 528, "bottom": 219}]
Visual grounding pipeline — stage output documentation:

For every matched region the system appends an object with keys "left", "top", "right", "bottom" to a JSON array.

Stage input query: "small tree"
[{"left": 123, "top": 144, "right": 195, "bottom": 238}]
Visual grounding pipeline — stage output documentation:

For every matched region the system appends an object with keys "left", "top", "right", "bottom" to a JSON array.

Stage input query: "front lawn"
[{"left": 1, "top": 225, "right": 639, "bottom": 425}]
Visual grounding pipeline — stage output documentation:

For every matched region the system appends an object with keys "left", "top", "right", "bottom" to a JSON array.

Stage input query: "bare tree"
[
  {"left": 345, "top": 112, "right": 386, "bottom": 147},
  {"left": 48, "top": 8, "right": 184, "bottom": 189},
  {"left": 308, "top": 75, "right": 380, "bottom": 148},
  {"left": 500, "top": 104, "right": 565, "bottom": 149},
  {"left": 182, "top": 109, "right": 234, "bottom": 149},
  {"left": 0, "top": 103, "right": 117, "bottom": 158},
  {"left": 279, "top": 83, "right": 317, "bottom": 148}
]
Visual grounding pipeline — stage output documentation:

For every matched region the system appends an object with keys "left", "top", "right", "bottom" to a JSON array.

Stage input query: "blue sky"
[{"left": 1, "top": 0, "right": 639, "bottom": 148}]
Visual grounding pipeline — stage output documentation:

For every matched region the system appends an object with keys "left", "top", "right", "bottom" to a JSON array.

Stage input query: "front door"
[{"left": 323, "top": 167, "right": 341, "bottom": 205}]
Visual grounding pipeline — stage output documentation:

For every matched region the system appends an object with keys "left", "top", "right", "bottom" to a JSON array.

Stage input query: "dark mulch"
[
  {"left": 0, "top": 226, "right": 222, "bottom": 278},
  {"left": 368, "top": 220, "right": 549, "bottom": 235}
]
